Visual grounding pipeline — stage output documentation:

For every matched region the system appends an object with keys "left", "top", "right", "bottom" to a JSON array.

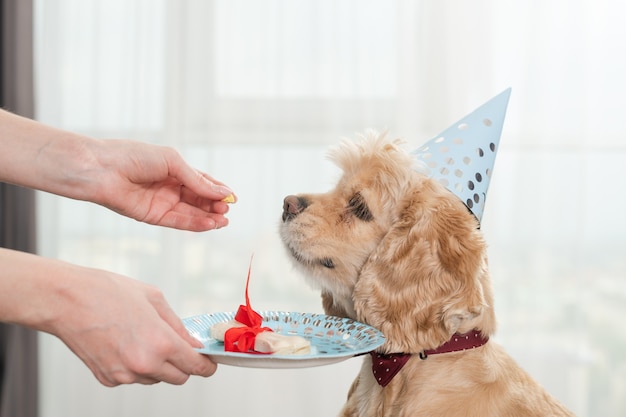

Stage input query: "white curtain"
[{"left": 34, "top": 1, "right": 626, "bottom": 416}]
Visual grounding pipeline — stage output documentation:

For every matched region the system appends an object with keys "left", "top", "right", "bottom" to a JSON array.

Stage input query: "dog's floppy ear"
[{"left": 353, "top": 179, "right": 494, "bottom": 354}]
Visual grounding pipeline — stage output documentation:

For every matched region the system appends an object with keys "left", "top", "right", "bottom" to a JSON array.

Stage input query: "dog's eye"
[
  {"left": 320, "top": 258, "right": 335, "bottom": 269},
  {"left": 348, "top": 192, "right": 374, "bottom": 222}
]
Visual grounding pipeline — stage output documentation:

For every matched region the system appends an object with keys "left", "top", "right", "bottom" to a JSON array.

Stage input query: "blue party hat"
[{"left": 411, "top": 88, "right": 511, "bottom": 223}]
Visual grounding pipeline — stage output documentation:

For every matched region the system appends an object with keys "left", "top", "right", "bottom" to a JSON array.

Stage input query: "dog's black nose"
[{"left": 282, "top": 195, "right": 308, "bottom": 221}]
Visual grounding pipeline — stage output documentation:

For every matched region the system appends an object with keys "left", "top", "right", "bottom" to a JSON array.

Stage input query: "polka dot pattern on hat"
[{"left": 411, "top": 89, "right": 511, "bottom": 223}]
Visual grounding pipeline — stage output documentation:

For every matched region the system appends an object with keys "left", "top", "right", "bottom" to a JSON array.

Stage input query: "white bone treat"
[
  {"left": 210, "top": 320, "right": 246, "bottom": 341},
  {"left": 254, "top": 332, "right": 311, "bottom": 355}
]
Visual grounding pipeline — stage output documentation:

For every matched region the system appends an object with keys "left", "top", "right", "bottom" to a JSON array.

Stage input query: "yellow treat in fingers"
[{"left": 221, "top": 194, "right": 236, "bottom": 203}]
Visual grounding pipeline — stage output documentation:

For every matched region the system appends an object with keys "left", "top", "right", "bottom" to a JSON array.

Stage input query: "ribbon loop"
[
  {"left": 224, "top": 326, "right": 272, "bottom": 353},
  {"left": 223, "top": 256, "right": 273, "bottom": 353}
]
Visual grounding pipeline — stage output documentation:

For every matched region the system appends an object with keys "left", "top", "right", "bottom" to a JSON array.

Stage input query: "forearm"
[
  {"left": 0, "top": 247, "right": 76, "bottom": 332},
  {"left": 0, "top": 109, "right": 100, "bottom": 201}
]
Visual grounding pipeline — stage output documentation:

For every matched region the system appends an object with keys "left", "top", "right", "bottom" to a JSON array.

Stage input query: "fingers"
[
  {"left": 167, "top": 347, "right": 218, "bottom": 381},
  {"left": 95, "top": 327, "right": 217, "bottom": 386},
  {"left": 180, "top": 185, "right": 232, "bottom": 214},
  {"left": 95, "top": 285, "right": 217, "bottom": 386},
  {"left": 152, "top": 190, "right": 232, "bottom": 231},
  {"left": 153, "top": 294, "right": 205, "bottom": 349},
  {"left": 97, "top": 349, "right": 216, "bottom": 387},
  {"left": 199, "top": 172, "right": 237, "bottom": 202},
  {"left": 148, "top": 289, "right": 218, "bottom": 381},
  {"left": 156, "top": 208, "right": 229, "bottom": 232},
  {"left": 146, "top": 350, "right": 216, "bottom": 386},
  {"left": 167, "top": 149, "right": 235, "bottom": 202},
  {"left": 146, "top": 333, "right": 217, "bottom": 384}
]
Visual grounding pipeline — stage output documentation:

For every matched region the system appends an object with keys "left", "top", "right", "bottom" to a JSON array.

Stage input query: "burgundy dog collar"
[
  {"left": 422, "top": 329, "right": 489, "bottom": 358},
  {"left": 370, "top": 352, "right": 412, "bottom": 387},
  {"left": 370, "top": 330, "right": 489, "bottom": 387}
]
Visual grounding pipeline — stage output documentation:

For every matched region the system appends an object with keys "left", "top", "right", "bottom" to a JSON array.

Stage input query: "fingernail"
[
  {"left": 211, "top": 183, "right": 234, "bottom": 196},
  {"left": 191, "top": 337, "right": 204, "bottom": 348}
]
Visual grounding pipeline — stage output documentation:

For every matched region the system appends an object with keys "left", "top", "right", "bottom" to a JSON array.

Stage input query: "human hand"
[
  {"left": 47, "top": 265, "right": 217, "bottom": 386},
  {"left": 0, "top": 111, "right": 235, "bottom": 231},
  {"left": 88, "top": 139, "right": 236, "bottom": 232}
]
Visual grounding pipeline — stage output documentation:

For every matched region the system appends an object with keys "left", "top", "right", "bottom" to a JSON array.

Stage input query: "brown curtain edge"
[{"left": 0, "top": 1, "right": 39, "bottom": 417}]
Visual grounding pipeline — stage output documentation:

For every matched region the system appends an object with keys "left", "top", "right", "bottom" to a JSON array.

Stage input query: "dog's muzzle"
[{"left": 282, "top": 195, "right": 308, "bottom": 222}]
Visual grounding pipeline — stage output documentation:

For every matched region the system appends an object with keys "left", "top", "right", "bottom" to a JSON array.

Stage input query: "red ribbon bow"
[{"left": 223, "top": 258, "right": 272, "bottom": 353}]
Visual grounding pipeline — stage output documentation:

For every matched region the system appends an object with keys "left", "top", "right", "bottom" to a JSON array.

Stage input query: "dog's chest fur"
[{"left": 340, "top": 343, "right": 574, "bottom": 417}]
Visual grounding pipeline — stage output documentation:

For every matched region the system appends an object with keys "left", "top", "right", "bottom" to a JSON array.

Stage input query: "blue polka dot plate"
[{"left": 183, "top": 311, "right": 385, "bottom": 369}]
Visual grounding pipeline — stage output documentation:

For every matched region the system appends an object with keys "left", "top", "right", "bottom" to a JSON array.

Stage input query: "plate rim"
[{"left": 182, "top": 310, "right": 385, "bottom": 368}]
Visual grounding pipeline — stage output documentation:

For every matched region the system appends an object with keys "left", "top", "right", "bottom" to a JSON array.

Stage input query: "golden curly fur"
[{"left": 280, "top": 131, "right": 575, "bottom": 417}]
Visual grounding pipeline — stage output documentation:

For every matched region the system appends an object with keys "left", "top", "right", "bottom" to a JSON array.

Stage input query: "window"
[{"left": 35, "top": 1, "right": 626, "bottom": 416}]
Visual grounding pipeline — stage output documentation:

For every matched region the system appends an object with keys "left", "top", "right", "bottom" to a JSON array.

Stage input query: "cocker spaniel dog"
[{"left": 280, "top": 131, "right": 574, "bottom": 417}]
